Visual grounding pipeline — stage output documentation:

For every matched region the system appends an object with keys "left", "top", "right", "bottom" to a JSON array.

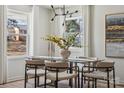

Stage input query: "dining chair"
[
  {"left": 44, "top": 61, "right": 80, "bottom": 88},
  {"left": 76, "top": 56, "right": 99, "bottom": 87},
  {"left": 81, "top": 60, "right": 116, "bottom": 88},
  {"left": 24, "top": 59, "right": 45, "bottom": 88}
]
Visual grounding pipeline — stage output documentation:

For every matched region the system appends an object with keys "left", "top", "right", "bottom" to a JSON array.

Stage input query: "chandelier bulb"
[
  {"left": 75, "top": 10, "right": 78, "bottom": 13},
  {"left": 51, "top": 5, "right": 54, "bottom": 8},
  {"left": 70, "top": 15, "right": 72, "bottom": 17},
  {"left": 62, "top": 23, "right": 64, "bottom": 26},
  {"left": 51, "top": 18, "right": 54, "bottom": 21},
  {"left": 66, "top": 11, "right": 69, "bottom": 14}
]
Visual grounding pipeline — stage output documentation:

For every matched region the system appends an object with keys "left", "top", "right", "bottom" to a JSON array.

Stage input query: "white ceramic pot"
[{"left": 60, "top": 49, "right": 71, "bottom": 60}]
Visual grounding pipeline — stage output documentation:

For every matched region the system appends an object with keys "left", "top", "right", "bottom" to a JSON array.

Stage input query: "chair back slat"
[
  {"left": 96, "top": 61, "right": 114, "bottom": 72},
  {"left": 25, "top": 60, "right": 45, "bottom": 69},
  {"left": 26, "top": 60, "right": 44, "bottom": 65},
  {"left": 45, "top": 62, "right": 68, "bottom": 72},
  {"left": 96, "top": 62, "right": 114, "bottom": 68},
  {"left": 45, "top": 62, "right": 68, "bottom": 68}
]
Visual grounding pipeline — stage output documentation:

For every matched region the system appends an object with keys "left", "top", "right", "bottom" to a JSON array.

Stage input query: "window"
[
  {"left": 7, "top": 10, "right": 29, "bottom": 56},
  {"left": 64, "top": 17, "right": 84, "bottom": 48}
]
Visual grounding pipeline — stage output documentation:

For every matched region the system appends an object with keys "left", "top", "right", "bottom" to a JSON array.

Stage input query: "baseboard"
[
  {"left": 7, "top": 76, "right": 24, "bottom": 83},
  {"left": 97, "top": 80, "right": 124, "bottom": 87},
  {"left": 117, "top": 81, "right": 124, "bottom": 87}
]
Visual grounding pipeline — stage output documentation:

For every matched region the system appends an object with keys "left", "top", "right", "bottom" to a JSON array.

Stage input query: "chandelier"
[{"left": 51, "top": 5, "right": 78, "bottom": 26}]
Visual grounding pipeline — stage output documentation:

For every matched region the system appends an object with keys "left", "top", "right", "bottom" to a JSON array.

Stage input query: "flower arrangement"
[{"left": 44, "top": 33, "right": 79, "bottom": 50}]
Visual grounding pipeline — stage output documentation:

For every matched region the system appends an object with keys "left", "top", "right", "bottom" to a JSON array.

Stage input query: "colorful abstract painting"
[{"left": 105, "top": 13, "right": 124, "bottom": 57}]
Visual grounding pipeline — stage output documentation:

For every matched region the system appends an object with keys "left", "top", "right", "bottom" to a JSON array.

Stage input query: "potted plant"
[{"left": 43, "top": 33, "right": 79, "bottom": 60}]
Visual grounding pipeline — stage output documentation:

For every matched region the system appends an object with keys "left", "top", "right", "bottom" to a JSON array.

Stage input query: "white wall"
[
  {"left": 7, "top": 5, "right": 32, "bottom": 12},
  {"left": 7, "top": 58, "right": 26, "bottom": 82},
  {"left": 33, "top": 6, "right": 50, "bottom": 56},
  {"left": 0, "top": 6, "right": 4, "bottom": 84},
  {"left": 91, "top": 5, "right": 124, "bottom": 83}
]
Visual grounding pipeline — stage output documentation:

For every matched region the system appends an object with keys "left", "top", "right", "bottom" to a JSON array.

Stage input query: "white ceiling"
[{"left": 41, "top": 5, "right": 71, "bottom": 9}]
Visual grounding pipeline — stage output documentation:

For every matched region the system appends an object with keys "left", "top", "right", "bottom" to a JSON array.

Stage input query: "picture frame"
[{"left": 105, "top": 13, "right": 124, "bottom": 58}]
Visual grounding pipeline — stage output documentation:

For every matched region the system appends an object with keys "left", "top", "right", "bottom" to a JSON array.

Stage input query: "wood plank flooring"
[{"left": 0, "top": 77, "right": 123, "bottom": 88}]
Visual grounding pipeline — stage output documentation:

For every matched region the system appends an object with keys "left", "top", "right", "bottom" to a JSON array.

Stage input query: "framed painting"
[{"left": 105, "top": 13, "right": 124, "bottom": 58}]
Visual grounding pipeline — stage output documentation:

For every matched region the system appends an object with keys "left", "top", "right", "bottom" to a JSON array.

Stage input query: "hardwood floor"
[
  {"left": 0, "top": 78, "right": 70, "bottom": 88},
  {"left": 0, "top": 77, "right": 123, "bottom": 88}
]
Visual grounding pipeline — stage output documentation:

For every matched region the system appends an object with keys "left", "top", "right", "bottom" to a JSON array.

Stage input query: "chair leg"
[
  {"left": 81, "top": 74, "right": 84, "bottom": 88},
  {"left": 78, "top": 75, "right": 80, "bottom": 88},
  {"left": 88, "top": 77, "right": 90, "bottom": 88},
  {"left": 113, "top": 67, "right": 116, "bottom": 88},
  {"left": 26, "top": 75, "right": 28, "bottom": 83},
  {"left": 24, "top": 74, "right": 27, "bottom": 88},
  {"left": 70, "top": 79, "right": 73, "bottom": 88},
  {"left": 37, "top": 76, "right": 40, "bottom": 87},
  {"left": 113, "top": 78, "right": 116, "bottom": 88},
  {"left": 69, "top": 63, "right": 73, "bottom": 87},
  {"left": 95, "top": 78, "right": 97, "bottom": 88},
  {"left": 34, "top": 67, "right": 37, "bottom": 88},
  {"left": 84, "top": 77, "right": 86, "bottom": 84},
  {"left": 55, "top": 81, "right": 58, "bottom": 88},
  {"left": 106, "top": 68, "right": 110, "bottom": 88},
  {"left": 44, "top": 69, "right": 47, "bottom": 88},
  {"left": 75, "top": 77, "right": 77, "bottom": 88},
  {"left": 44, "top": 77, "right": 46, "bottom": 88},
  {"left": 92, "top": 78, "right": 94, "bottom": 88},
  {"left": 24, "top": 66, "right": 27, "bottom": 88},
  {"left": 34, "top": 75, "right": 37, "bottom": 88},
  {"left": 107, "top": 80, "right": 110, "bottom": 88},
  {"left": 113, "top": 78, "right": 115, "bottom": 88}
]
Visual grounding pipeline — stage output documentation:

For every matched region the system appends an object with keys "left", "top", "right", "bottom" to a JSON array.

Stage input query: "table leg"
[
  {"left": 88, "top": 62, "right": 90, "bottom": 88},
  {"left": 75, "top": 63, "right": 78, "bottom": 88}
]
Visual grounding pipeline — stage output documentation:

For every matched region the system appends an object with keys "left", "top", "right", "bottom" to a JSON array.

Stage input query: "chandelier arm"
[
  {"left": 51, "top": 15, "right": 56, "bottom": 21},
  {"left": 62, "top": 15, "right": 66, "bottom": 26},
  {"left": 67, "top": 11, "right": 78, "bottom": 15},
  {"left": 63, "top": 5, "right": 65, "bottom": 15},
  {"left": 51, "top": 5, "right": 56, "bottom": 14}
]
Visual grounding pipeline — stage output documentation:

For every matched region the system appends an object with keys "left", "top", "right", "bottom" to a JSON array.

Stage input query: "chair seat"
[
  {"left": 47, "top": 71, "right": 78, "bottom": 81},
  {"left": 84, "top": 71, "right": 112, "bottom": 80},
  {"left": 27, "top": 69, "right": 45, "bottom": 76}
]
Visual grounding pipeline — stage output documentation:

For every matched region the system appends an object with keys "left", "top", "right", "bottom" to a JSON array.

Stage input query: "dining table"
[{"left": 27, "top": 56, "right": 101, "bottom": 63}]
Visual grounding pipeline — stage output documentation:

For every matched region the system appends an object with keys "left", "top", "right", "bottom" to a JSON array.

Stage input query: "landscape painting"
[{"left": 105, "top": 13, "right": 124, "bottom": 57}]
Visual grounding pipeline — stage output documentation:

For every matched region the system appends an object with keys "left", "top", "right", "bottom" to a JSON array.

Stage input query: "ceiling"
[{"left": 41, "top": 5, "right": 71, "bottom": 9}]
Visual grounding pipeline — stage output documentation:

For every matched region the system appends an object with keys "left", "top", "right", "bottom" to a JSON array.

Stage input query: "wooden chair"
[
  {"left": 44, "top": 61, "right": 80, "bottom": 88},
  {"left": 81, "top": 60, "right": 116, "bottom": 88},
  {"left": 24, "top": 59, "right": 45, "bottom": 88},
  {"left": 76, "top": 57, "right": 99, "bottom": 87}
]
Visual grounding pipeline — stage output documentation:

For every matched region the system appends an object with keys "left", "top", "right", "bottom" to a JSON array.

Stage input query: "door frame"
[{"left": 0, "top": 5, "right": 8, "bottom": 84}]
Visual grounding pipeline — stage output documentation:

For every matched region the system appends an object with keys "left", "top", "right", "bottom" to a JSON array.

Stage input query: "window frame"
[
  {"left": 65, "top": 16, "right": 84, "bottom": 49},
  {"left": 7, "top": 9, "right": 30, "bottom": 58}
]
